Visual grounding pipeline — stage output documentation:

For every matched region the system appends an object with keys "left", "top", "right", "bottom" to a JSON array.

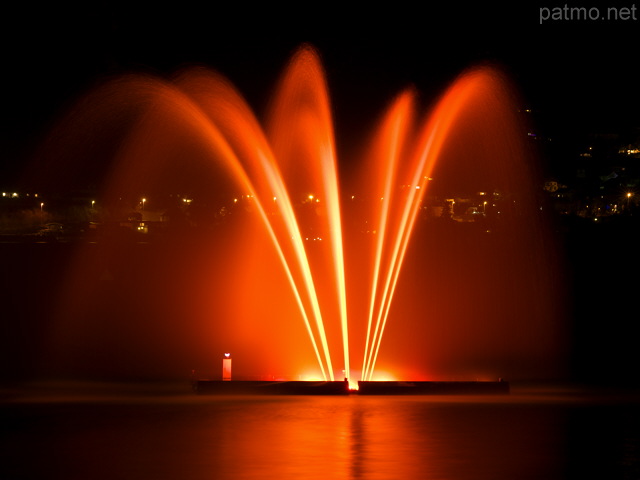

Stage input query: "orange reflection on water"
[{"left": 190, "top": 395, "right": 566, "bottom": 480}]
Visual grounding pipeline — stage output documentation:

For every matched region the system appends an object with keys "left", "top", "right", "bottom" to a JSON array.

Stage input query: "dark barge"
[
  {"left": 192, "top": 379, "right": 509, "bottom": 395},
  {"left": 193, "top": 380, "right": 351, "bottom": 395},
  {"left": 357, "top": 380, "right": 510, "bottom": 395}
]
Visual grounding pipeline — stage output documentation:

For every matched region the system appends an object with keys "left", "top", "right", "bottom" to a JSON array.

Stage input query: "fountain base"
[
  {"left": 192, "top": 379, "right": 509, "bottom": 395},
  {"left": 193, "top": 380, "right": 351, "bottom": 395},
  {"left": 357, "top": 380, "right": 509, "bottom": 395}
]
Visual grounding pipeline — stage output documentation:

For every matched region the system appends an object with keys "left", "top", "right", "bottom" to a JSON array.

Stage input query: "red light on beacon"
[{"left": 222, "top": 353, "right": 232, "bottom": 381}]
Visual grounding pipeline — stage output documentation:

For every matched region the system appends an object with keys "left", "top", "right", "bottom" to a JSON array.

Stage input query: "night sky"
[{"left": 2, "top": 3, "right": 640, "bottom": 183}]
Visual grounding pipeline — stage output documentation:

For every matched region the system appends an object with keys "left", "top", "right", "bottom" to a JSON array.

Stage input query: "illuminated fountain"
[{"left": 38, "top": 45, "right": 566, "bottom": 390}]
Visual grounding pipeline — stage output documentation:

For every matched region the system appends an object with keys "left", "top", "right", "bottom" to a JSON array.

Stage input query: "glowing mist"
[{"left": 39, "top": 45, "right": 566, "bottom": 383}]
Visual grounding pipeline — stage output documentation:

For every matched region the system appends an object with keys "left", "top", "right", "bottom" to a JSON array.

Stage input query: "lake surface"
[{"left": 1, "top": 382, "right": 639, "bottom": 480}]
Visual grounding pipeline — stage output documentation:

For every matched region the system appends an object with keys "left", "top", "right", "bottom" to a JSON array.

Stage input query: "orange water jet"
[{"left": 39, "top": 44, "right": 566, "bottom": 383}]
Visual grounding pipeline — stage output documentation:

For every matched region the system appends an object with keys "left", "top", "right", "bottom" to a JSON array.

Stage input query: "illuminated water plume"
[{"left": 41, "top": 44, "right": 566, "bottom": 383}]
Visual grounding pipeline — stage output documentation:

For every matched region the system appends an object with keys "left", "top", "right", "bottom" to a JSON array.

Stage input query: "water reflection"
[{"left": 1, "top": 385, "right": 639, "bottom": 480}]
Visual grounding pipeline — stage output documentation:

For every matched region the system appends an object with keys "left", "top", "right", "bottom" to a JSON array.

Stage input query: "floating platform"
[
  {"left": 193, "top": 380, "right": 350, "bottom": 395},
  {"left": 193, "top": 379, "right": 509, "bottom": 395},
  {"left": 357, "top": 380, "right": 510, "bottom": 395}
]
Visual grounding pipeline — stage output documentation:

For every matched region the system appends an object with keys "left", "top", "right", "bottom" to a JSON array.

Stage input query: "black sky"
[{"left": 2, "top": 3, "right": 640, "bottom": 183}]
